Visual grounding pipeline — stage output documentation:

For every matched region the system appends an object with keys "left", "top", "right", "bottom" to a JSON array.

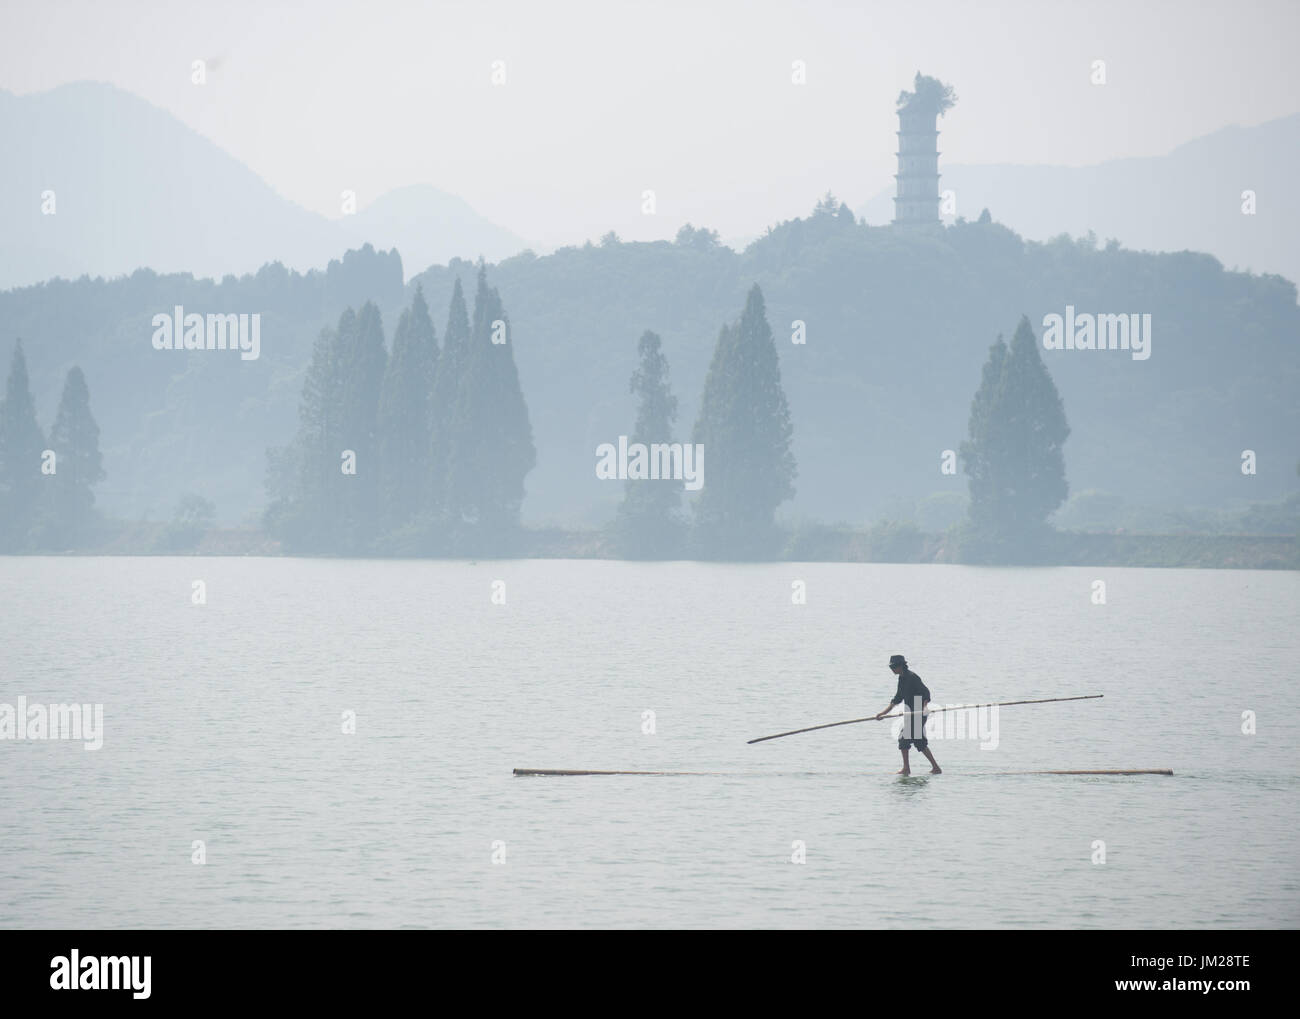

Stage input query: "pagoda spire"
[{"left": 892, "top": 73, "right": 957, "bottom": 226}]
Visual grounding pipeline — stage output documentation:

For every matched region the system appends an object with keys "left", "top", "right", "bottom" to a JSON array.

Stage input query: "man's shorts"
[{"left": 898, "top": 712, "right": 929, "bottom": 750}]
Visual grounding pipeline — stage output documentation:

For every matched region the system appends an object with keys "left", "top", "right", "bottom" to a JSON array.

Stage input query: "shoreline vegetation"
[
  {"left": 30, "top": 522, "right": 1300, "bottom": 570},
  {"left": 5, "top": 211, "right": 1296, "bottom": 567}
]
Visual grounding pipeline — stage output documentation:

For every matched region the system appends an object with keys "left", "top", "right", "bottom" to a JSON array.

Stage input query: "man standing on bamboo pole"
[{"left": 875, "top": 654, "right": 942, "bottom": 775}]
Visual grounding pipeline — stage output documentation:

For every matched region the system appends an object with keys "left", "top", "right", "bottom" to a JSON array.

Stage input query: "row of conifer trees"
[
  {"left": 264, "top": 266, "right": 535, "bottom": 554},
  {"left": 0, "top": 269, "right": 1069, "bottom": 560},
  {"left": 606, "top": 291, "right": 1069, "bottom": 561},
  {"left": 0, "top": 341, "right": 104, "bottom": 552}
]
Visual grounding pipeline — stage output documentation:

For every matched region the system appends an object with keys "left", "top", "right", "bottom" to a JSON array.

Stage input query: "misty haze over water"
[{"left": 0, "top": 0, "right": 1296, "bottom": 947}]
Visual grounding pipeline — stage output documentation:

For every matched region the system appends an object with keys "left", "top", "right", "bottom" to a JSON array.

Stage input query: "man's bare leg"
[
  {"left": 897, "top": 748, "right": 910, "bottom": 775},
  {"left": 919, "top": 746, "right": 942, "bottom": 774}
]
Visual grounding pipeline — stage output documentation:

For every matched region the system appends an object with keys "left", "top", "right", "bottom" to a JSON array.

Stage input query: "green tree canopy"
[
  {"left": 335, "top": 301, "right": 387, "bottom": 551},
  {"left": 378, "top": 285, "right": 438, "bottom": 528},
  {"left": 431, "top": 277, "right": 471, "bottom": 522},
  {"left": 38, "top": 365, "right": 104, "bottom": 548},
  {"left": 959, "top": 315, "right": 1070, "bottom": 560},
  {"left": 157, "top": 493, "right": 215, "bottom": 552},
  {"left": 691, "top": 284, "right": 796, "bottom": 557},
  {"left": 613, "top": 330, "right": 684, "bottom": 557},
  {"left": 0, "top": 340, "right": 47, "bottom": 550},
  {"left": 897, "top": 72, "right": 957, "bottom": 116},
  {"left": 445, "top": 266, "right": 536, "bottom": 541}
]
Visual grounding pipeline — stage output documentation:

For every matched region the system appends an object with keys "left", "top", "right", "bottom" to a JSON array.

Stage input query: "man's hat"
[{"left": 889, "top": 654, "right": 907, "bottom": 667}]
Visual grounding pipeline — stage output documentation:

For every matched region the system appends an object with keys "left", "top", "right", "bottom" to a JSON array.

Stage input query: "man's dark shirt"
[{"left": 890, "top": 669, "right": 931, "bottom": 739}]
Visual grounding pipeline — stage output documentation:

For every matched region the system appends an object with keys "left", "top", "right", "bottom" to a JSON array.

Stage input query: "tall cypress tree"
[
  {"left": 378, "top": 286, "right": 438, "bottom": 528},
  {"left": 39, "top": 366, "right": 104, "bottom": 548},
  {"left": 266, "top": 303, "right": 387, "bottom": 553},
  {"left": 445, "top": 266, "right": 535, "bottom": 539},
  {"left": 691, "top": 284, "right": 796, "bottom": 557},
  {"left": 0, "top": 340, "right": 47, "bottom": 551},
  {"left": 430, "top": 278, "right": 470, "bottom": 521},
  {"left": 613, "top": 330, "right": 683, "bottom": 558},
  {"left": 265, "top": 313, "right": 350, "bottom": 551},
  {"left": 961, "top": 335, "right": 1009, "bottom": 541},
  {"left": 959, "top": 315, "right": 1070, "bottom": 560},
  {"left": 336, "top": 301, "right": 387, "bottom": 551}
]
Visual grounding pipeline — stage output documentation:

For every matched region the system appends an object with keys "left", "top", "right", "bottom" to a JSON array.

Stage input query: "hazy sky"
[{"left": 3, "top": 0, "right": 1297, "bottom": 248}]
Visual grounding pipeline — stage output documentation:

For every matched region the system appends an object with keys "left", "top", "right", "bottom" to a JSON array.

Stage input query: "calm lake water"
[{"left": 2, "top": 558, "right": 1297, "bottom": 929}]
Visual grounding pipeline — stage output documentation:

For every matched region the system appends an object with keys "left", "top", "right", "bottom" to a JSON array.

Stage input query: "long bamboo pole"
[
  {"left": 746, "top": 694, "right": 1104, "bottom": 744},
  {"left": 511, "top": 765, "right": 1171, "bottom": 777}
]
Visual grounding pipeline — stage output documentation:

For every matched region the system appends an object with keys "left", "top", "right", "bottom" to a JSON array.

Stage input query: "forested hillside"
[{"left": 1, "top": 206, "right": 1295, "bottom": 528}]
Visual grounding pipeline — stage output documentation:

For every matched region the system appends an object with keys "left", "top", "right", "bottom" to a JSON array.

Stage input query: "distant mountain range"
[
  {"left": 346, "top": 184, "right": 530, "bottom": 278},
  {"left": 858, "top": 114, "right": 1300, "bottom": 284},
  {"left": 4, "top": 81, "right": 1295, "bottom": 291},
  {"left": 0, "top": 82, "right": 530, "bottom": 289},
  {"left": 1, "top": 82, "right": 1296, "bottom": 530}
]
